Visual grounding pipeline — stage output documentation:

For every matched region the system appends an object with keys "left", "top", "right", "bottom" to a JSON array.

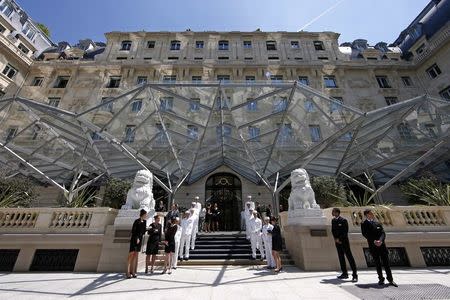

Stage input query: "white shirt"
[
  {"left": 262, "top": 223, "right": 274, "bottom": 239},
  {"left": 174, "top": 224, "right": 182, "bottom": 241},
  {"left": 181, "top": 216, "right": 194, "bottom": 235}
]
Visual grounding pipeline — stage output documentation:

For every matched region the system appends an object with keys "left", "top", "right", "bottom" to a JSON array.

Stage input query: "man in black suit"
[
  {"left": 331, "top": 208, "right": 358, "bottom": 282},
  {"left": 361, "top": 208, "right": 397, "bottom": 287}
]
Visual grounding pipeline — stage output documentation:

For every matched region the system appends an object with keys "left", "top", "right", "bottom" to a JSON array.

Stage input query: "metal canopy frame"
[{"left": 0, "top": 81, "right": 449, "bottom": 198}]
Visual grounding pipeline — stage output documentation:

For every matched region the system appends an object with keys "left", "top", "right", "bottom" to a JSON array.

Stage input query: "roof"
[{"left": 393, "top": 0, "right": 450, "bottom": 52}]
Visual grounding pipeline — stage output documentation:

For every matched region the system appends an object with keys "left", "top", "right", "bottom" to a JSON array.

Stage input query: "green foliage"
[
  {"left": 310, "top": 176, "right": 346, "bottom": 208},
  {"left": 333, "top": 189, "right": 375, "bottom": 207},
  {"left": 0, "top": 175, "right": 38, "bottom": 207},
  {"left": 102, "top": 178, "right": 132, "bottom": 209},
  {"left": 62, "top": 187, "right": 100, "bottom": 208},
  {"left": 36, "top": 22, "right": 51, "bottom": 37},
  {"left": 400, "top": 177, "right": 450, "bottom": 206}
]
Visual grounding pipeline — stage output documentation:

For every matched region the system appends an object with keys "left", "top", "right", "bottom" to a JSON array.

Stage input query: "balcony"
[{"left": 0, "top": 33, "right": 33, "bottom": 66}]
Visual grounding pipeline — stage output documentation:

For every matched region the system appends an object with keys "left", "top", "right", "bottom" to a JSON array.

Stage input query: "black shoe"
[
  {"left": 337, "top": 274, "right": 349, "bottom": 279},
  {"left": 184, "top": 258, "right": 189, "bottom": 261},
  {"left": 352, "top": 275, "right": 358, "bottom": 282},
  {"left": 388, "top": 281, "right": 398, "bottom": 287},
  {"left": 378, "top": 279, "right": 385, "bottom": 285}
]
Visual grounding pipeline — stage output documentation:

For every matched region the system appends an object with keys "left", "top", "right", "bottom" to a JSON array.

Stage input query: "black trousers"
[
  {"left": 369, "top": 244, "right": 393, "bottom": 282},
  {"left": 335, "top": 238, "right": 357, "bottom": 276}
]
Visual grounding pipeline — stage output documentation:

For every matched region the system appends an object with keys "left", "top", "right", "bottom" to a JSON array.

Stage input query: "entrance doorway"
[{"left": 205, "top": 173, "right": 242, "bottom": 231}]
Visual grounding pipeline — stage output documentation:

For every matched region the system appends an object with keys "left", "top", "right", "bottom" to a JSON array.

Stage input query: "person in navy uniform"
[
  {"left": 361, "top": 208, "right": 398, "bottom": 287},
  {"left": 331, "top": 208, "right": 358, "bottom": 282}
]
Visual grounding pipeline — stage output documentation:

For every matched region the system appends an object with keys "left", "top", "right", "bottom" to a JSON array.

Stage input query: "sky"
[{"left": 17, "top": 0, "right": 430, "bottom": 45}]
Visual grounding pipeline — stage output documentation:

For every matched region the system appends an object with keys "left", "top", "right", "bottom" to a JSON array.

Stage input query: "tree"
[{"left": 36, "top": 23, "right": 51, "bottom": 38}]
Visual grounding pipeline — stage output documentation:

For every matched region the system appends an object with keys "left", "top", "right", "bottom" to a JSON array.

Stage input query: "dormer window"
[
  {"left": 170, "top": 40, "right": 181, "bottom": 50},
  {"left": 18, "top": 43, "right": 30, "bottom": 55},
  {"left": 313, "top": 41, "right": 325, "bottom": 51},
  {"left": 0, "top": 2, "right": 13, "bottom": 17},
  {"left": 218, "top": 40, "right": 229, "bottom": 50},
  {"left": 120, "top": 41, "right": 132, "bottom": 51},
  {"left": 54, "top": 76, "right": 70, "bottom": 88},
  {"left": 243, "top": 41, "right": 252, "bottom": 49},
  {"left": 22, "top": 24, "right": 36, "bottom": 40},
  {"left": 195, "top": 41, "right": 204, "bottom": 49},
  {"left": 266, "top": 41, "right": 277, "bottom": 51}
]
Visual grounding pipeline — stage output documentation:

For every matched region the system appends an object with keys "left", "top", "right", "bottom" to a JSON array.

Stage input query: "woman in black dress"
[
  {"left": 269, "top": 216, "right": 283, "bottom": 272},
  {"left": 211, "top": 203, "right": 220, "bottom": 232},
  {"left": 163, "top": 217, "right": 178, "bottom": 274},
  {"left": 127, "top": 209, "right": 147, "bottom": 278},
  {"left": 145, "top": 215, "right": 162, "bottom": 274}
]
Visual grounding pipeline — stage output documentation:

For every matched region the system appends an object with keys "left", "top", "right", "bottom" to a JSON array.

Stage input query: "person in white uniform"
[
  {"left": 190, "top": 201, "right": 201, "bottom": 250},
  {"left": 244, "top": 199, "right": 255, "bottom": 240},
  {"left": 179, "top": 210, "right": 195, "bottom": 260},
  {"left": 262, "top": 216, "right": 275, "bottom": 269},
  {"left": 172, "top": 217, "right": 182, "bottom": 269},
  {"left": 249, "top": 211, "right": 265, "bottom": 260},
  {"left": 240, "top": 209, "right": 246, "bottom": 231}
]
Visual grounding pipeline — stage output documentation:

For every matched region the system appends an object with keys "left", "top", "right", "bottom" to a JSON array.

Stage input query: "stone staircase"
[
  {"left": 138, "top": 231, "right": 294, "bottom": 268},
  {"left": 179, "top": 231, "right": 294, "bottom": 266}
]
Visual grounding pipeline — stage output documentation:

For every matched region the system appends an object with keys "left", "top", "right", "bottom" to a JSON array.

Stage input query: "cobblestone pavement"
[{"left": 0, "top": 266, "right": 449, "bottom": 299}]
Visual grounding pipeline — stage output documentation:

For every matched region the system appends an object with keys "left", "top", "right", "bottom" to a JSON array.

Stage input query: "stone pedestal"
[
  {"left": 113, "top": 208, "right": 155, "bottom": 228},
  {"left": 284, "top": 209, "right": 335, "bottom": 271},
  {"left": 287, "top": 208, "right": 327, "bottom": 226},
  {"left": 97, "top": 209, "right": 163, "bottom": 272}
]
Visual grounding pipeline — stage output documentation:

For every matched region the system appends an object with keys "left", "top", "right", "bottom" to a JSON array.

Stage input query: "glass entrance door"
[{"left": 205, "top": 173, "right": 242, "bottom": 231}]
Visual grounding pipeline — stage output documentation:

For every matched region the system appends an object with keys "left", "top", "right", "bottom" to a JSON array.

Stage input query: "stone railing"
[
  {"left": 414, "top": 24, "right": 450, "bottom": 64},
  {"left": 323, "top": 206, "right": 450, "bottom": 232},
  {"left": 0, "top": 33, "right": 34, "bottom": 65},
  {"left": 0, "top": 207, "right": 118, "bottom": 234},
  {"left": 0, "top": 210, "right": 39, "bottom": 228},
  {"left": 49, "top": 210, "right": 93, "bottom": 228}
]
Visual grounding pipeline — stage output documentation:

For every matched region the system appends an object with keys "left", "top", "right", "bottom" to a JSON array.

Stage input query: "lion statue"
[
  {"left": 288, "top": 168, "right": 320, "bottom": 210},
  {"left": 123, "top": 169, "right": 155, "bottom": 213}
]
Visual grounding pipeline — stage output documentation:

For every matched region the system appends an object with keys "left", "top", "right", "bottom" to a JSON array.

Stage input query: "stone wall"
[
  {"left": 0, "top": 207, "right": 117, "bottom": 272},
  {"left": 282, "top": 206, "right": 450, "bottom": 271}
]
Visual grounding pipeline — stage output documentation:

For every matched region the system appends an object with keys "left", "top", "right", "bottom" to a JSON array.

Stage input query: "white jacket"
[
  {"left": 249, "top": 217, "right": 262, "bottom": 234},
  {"left": 174, "top": 224, "right": 182, "bottom": 241},
  {"left": 181, "top": 216, "right": 194, "bottom": 235}
]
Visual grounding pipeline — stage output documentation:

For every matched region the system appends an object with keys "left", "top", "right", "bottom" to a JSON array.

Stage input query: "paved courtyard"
[{"left": 0, "top": 266, "right": 449, "bottom": 299}]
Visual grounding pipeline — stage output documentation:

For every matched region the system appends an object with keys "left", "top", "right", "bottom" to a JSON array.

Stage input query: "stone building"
[
  {"left": 0, "top": 0, "right": 449, "bottom": 227},
  {"left": 0, "top": 0, "right": 53, "bottom": 96}
]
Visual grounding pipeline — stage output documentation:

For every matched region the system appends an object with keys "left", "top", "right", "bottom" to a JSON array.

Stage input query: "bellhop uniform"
[
  {"left": 173, "top": 223, "right": 182, "bottom": 267},
  {"left": 190, "top": 202, "right": 201, "bottom": 249},
  {"left": 179, "top": 215, "right": 194, "bottom": 259},
  {"left": 361, "top": 218, "right": 393, "bottom": 283},
  {"left": 249, "top": 216, "right": 265, "bottom": 259},
  {"left": 331, "top": 216, "right": 357, "bottom": 277},
  {"left": 244, "top": 201, "right": 255, "bottom": 239},
  {"left": 262, "top": 223, "right": 275, "bottom": 267}
]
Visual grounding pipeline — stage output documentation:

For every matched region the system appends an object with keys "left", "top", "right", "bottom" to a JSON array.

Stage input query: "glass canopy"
[{"left": 0, "top": 81, "right": 449, "bottom": 194}]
